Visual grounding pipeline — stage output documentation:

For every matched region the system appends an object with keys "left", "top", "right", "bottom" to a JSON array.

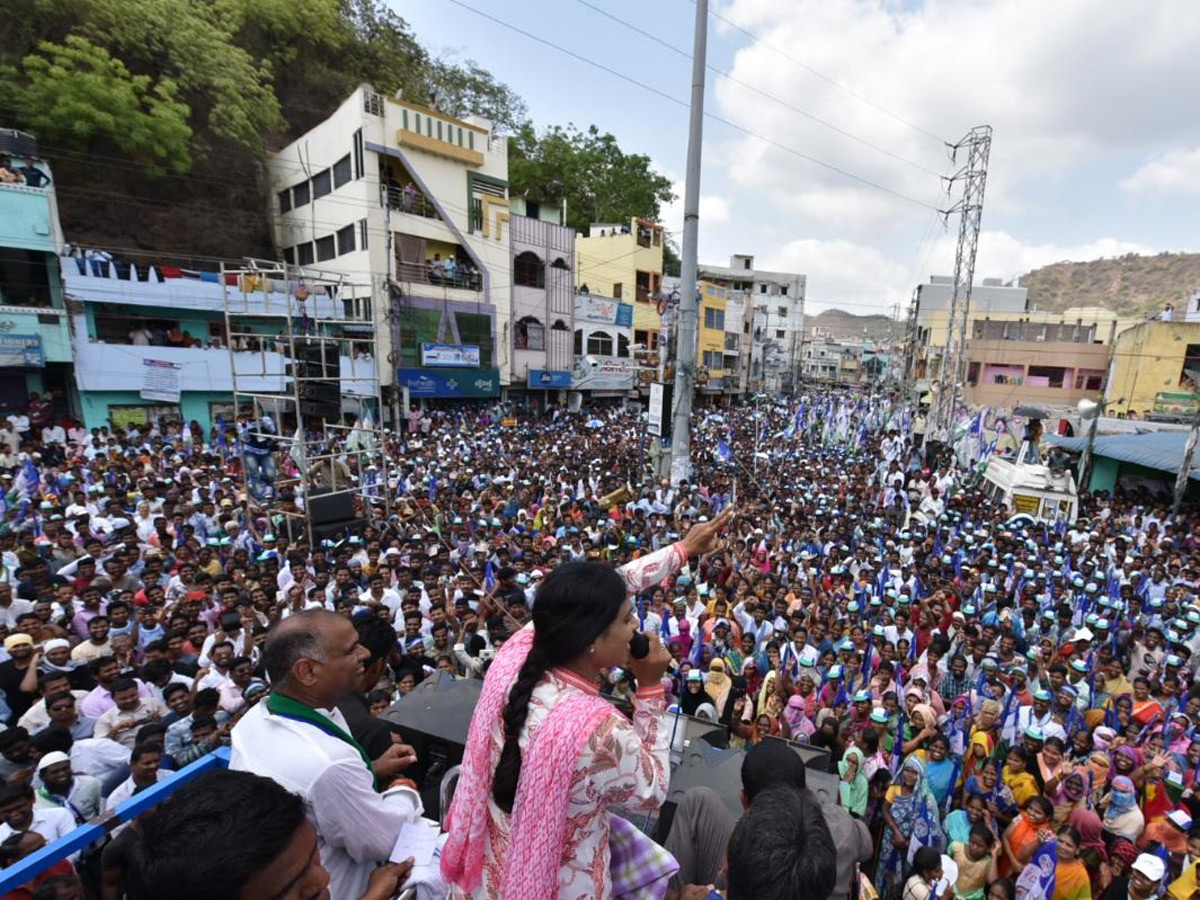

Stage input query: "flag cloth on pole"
[{"left": 1013, "top": 840, "right": 1057, "bottom": 900}]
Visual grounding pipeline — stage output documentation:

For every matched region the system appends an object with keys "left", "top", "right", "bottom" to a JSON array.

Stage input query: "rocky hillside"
[
  {"left": 807, "top": 308, "right": 898, "bottom": 342},
  {"left": 1017, "top": 252, "right": 1200, "bottom": 316}
]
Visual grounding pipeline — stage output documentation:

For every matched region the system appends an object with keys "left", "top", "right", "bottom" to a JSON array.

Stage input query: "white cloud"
[
  {"left": 751, "top": 231, "right": 1176, "bottom": 318},
  {"left": 1120, "top": 147, "right": 1200, "bottom": 196},
  {"left": 710, "top": 0, "right": 1200, "bottom": 236},
  {"left": 762, "top": 238, "right": 911, "bottom": 313},
  {"left": 662, "top": 180, "right": 731, "bottom": 235}
]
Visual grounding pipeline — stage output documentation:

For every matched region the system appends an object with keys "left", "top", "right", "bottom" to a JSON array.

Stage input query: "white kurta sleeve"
[
  {"left": 581, "top": 686, "right": 671, "bottom": 813},
  {"left": 308, "top": 759, "right": 423, "bottom": 863},
  {"left": 617, "top": 543, "right": 687, "bottom": 594}
]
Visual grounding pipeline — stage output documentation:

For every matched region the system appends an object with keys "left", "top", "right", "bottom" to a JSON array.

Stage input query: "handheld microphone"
[{"left": 629, "top": 632, "right": 650, "bottom": 660}]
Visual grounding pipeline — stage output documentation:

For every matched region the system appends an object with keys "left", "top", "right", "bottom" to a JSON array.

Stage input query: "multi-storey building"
[
  {"left": 908, "top": 275, "right": 1133, "bottom": 405},
  {"left": 0, "top": 131, "right": 74, "bottom": 418},
  {"left": 696, "top": 281, "right": 730, "bottom": 396},
  {"left": 62, "top": 254, "right": 370, "bottom": 432},
  {"left": 1106, "top": 320, "right": 1200, "bottom": 418},
  {"left": 698, "top": 255, "right": 805, "bottom": 394},
  {"left": 267, "top": 85, "right": 572, "bottom": 409},
  {"left": 575, "top": 218, "right": 665, "bottom": 376},
  {"left": 571, "top": 291, "right": 635, "bottom": 396},
  {"left": 509, "top": 211, "right": 576, "bottom": 397}
]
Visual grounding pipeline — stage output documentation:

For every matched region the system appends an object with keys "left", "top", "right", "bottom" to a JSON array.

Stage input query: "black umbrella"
[{"left": 1012, "top": 405, "right": 1049, "bottom": 419}]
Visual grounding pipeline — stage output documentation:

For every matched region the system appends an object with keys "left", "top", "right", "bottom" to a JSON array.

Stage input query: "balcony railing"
[
  {"left": 393, "top": 259, "right": 482, "bottom": 292},
  {"left": 384, "top": 185, "right": 442, "bottom": 221}
]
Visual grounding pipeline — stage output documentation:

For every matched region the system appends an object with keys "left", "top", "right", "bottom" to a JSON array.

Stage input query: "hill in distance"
[
  {"left": 1014, "top": 251, "right": 1200, "bottom": 316},
  {"left": 807, "top": 308, "right": 898, "bottom": 343}
]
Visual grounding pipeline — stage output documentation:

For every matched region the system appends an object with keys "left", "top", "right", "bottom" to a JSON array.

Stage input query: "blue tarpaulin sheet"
[{"left": 1046, "top": 430, "right": 1200, "bottom": 481}]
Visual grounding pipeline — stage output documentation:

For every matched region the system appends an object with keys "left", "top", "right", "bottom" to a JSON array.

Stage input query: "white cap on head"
[
  {"left": 36, "top": 751, "right": 70, "bottom": 773},
  {"left": 1131, "top": 854, "right": 1166, "bottom": 882}
]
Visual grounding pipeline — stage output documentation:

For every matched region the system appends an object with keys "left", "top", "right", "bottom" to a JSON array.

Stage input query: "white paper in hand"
[{"left": 390, "top": 821, "right": 439, "bottom": 867}]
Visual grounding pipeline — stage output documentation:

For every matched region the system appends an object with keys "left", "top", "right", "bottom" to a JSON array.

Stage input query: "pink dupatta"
[
  {"left": 440, "top": 627, "right": 615, "bottom": 899},
  {"left": 442, "top": 544, "right": 687, "bottom": 897}
]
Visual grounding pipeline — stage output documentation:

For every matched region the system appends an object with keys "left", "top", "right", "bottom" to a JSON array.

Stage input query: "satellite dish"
[{"left": 1077, "top": 398, "right": 1099, "bottom": 419}]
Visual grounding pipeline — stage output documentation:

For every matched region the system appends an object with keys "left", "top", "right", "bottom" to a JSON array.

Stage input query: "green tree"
[
  {"left": 85, "top": 0, "right": 284, "bottom": 154},
  {"left": 510, "top": 123, "right": 675, "bottom": 234},
  {"left": 663, "top": 236, "right": 682, "bottom": 277},
  {"left": 4, "top": 36, "right": 192, "bottom": 175}
]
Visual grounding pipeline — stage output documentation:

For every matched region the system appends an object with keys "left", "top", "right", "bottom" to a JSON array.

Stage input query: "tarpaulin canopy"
[{"left": 1045, "top": 430, "right": 1200, "bottom": 481}]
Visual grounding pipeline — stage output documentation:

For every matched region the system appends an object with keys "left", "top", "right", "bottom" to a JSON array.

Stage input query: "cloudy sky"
[{"left": 399, "top": 0, "right": 1200, "bottom": 314}]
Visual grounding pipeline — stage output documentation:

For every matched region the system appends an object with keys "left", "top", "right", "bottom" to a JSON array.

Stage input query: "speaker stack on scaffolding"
[
  {"left": 222, "top": 261, "right": 392, "bottom": 546},
  {"left": 293, "top": 337, "right": 342, "bottom": 421}
]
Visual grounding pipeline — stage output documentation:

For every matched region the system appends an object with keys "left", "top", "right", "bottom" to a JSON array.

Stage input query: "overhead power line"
[
  {"left": 700, "top": 2, "right": 952, "bottom": 146},
  {"left": 446, "top": 0, "right": 939, "bottom": 212},
  {"left": 572, "top": 0, "right": 942, "bottom": 178}
]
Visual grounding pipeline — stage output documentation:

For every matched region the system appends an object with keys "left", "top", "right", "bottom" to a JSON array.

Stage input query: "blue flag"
[
  {"left": 484, "top": 560, "right": 497, "bottom": 593},
  {"left": 715, "top": 440, "right": 734, "bottom": 463},
  {"left": 1014, "top": 840, "right": 1057, "bottom": 900}
]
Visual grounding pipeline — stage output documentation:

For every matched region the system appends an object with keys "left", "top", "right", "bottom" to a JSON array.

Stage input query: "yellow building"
[
  {"left": 1106, "top": 321, "right": 1200, "bottom": 417},
  {"left": 697, "top": 280, "right": 729, "bottom": 392},
  {"left": 910, "top": 277, "right": 1140, "bottom": 393},
  {"left": 575, "top": 218, "right": 664, "bottom": 356}
]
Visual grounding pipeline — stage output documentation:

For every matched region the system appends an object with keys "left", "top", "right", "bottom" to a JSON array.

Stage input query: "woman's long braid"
[{"left": 492, "top": 645, "right": 550, "bottom": 813}]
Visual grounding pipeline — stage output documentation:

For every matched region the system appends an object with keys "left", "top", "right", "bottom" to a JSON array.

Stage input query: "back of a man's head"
[
  {"left": 727, "top": 785, "right": 836, "bottom": 900},
  {"left": 127, "top": 769, "right": 306, "bottom": 900},
  {"left": 741, "top": 738, "right": 806, "bottom": 803},
  {"left": 261, "top": 610, "right": 334, "bottom": 684}
]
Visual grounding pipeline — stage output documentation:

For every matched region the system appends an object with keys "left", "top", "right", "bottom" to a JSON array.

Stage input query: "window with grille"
[
  {"left": 514, "top": 317, "right": 544, "bottom": 350},
  {"left": 514, "top": 252, "right": 545, "bottom": 288},
  {"left": 587, "top": 331, "right": 613, "bottom": 356}
]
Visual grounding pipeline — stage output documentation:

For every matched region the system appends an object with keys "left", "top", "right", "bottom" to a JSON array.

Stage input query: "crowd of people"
[{"left": 0, "top": 387, "right": 1197, "bottom": 900}]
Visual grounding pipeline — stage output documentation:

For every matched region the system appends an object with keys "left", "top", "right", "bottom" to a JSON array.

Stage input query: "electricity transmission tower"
[{"left": 932, "top": 125, "right": 991, "bottom": 439}]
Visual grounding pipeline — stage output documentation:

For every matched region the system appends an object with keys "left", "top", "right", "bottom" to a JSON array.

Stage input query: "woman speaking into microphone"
[{"left": 442, "top": 507, "right": 732, "bottom": 900}]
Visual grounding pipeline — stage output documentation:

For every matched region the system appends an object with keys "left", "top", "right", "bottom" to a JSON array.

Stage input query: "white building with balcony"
[
  {"left": 699, "top": 254, "right": 805, "bottom": 393},
  {"left": 267, "top": 84, "right": 558, "bottom": 405}
]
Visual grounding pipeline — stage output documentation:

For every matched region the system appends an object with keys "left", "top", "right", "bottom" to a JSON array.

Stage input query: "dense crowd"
[{"left": 0, "top": 388, "right": 1198, "bottom": 900}]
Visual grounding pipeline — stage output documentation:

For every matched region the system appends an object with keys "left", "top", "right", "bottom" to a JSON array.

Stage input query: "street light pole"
[
  {"left": 668, "top": 0, "right": 707, "bottom": 486},
  {"left": 1077, "top": 402, "right": 1100, "bottom": 492},
  {"left": 1173, "top": 414, "right": 1199, "bottom": 519}
]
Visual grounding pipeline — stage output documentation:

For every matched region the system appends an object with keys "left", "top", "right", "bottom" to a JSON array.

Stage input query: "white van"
[{"left": 979, "top": 458, "right": 1079, "bottom": 525}]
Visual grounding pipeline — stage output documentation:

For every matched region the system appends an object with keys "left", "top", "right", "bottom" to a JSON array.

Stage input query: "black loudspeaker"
[
  {"left": 292, "top": 339, "right": 341, "bottom": 420},
  {"left": 381, "top": 673, "right": 482, "bottom": 820},
  {"left": 661, "top": 740, "right": 839, "bottom": 828},
  {"left": 308, "top": 489, "right": 356, "bottom": 526}
]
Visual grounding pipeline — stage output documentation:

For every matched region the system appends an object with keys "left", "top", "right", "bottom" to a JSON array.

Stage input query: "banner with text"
[{"left": 140, "top": 359, "right": 182, "bottom": 402}]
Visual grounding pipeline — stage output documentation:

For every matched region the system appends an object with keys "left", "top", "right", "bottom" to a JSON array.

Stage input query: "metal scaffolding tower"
[
  {"left": 932, "top": 125, "right": 992, "bottom": 439},
  {"left": 222, "top": 260, "right": 392, "bottom": 546}
]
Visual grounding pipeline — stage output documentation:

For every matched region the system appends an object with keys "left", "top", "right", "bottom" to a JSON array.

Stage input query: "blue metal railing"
[{"left": 0, "top": 747, "right": 232, "bottom": 893}]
